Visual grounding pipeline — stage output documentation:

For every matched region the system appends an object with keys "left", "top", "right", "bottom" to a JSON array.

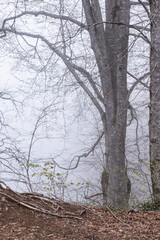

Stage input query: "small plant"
[
  {"left": 140, "top": 199, "right": 160, "bottom": 211},
  {"left": 26, "top": 161, "right": 92, "bottom": 200}
]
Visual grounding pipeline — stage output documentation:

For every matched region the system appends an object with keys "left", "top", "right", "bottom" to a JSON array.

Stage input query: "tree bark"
[
  {"left": 82, "top": 0, "right": 131, "bottom": 209},
  {"left": 149, "top": 0, "right": 160, "bottom": 200}
]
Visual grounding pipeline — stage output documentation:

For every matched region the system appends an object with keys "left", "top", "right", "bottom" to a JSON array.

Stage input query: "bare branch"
[
  {"left": 137, "top": 0, "right": 150, "bottom": 18},
  {"left": 127, "top": 102, "right": 137, "bottom": 126},
  {"left": 2, "top": 10, "right": 150, "bottom": 36},
  {"left": 2, "top": 11, "right": 86, "bottom": 29},
  {"left": 0, "top": 27, "right": 104, "bottom": 118},
  {"left": 127, "top": 71, "right": 150, "bottom": 100},
  {"left": 131, "top": 25, "right": 150, "bottom": 32},
  {"left": 129, "top": 32, "right": 150, "bottom": 44},
  {"left": 52, "top": 131, "right": 104, "bottom": 171},
  {"left": 130, "top": 1, "right": 149, "bottom": 6},
  {"left": 71, "top": 63, "right": 104, "bottom": 104}
]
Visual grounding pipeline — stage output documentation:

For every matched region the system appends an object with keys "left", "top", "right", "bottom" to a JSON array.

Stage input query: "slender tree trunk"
[
  {"left": 82, "top": 0, "right": 130, "bottom": 208},
  {"left": 149, "top": 0, "right": 160, "bottom": 200}
]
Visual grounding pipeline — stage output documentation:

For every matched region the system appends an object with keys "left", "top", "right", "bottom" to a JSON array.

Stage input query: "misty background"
[{"left": 0, "top": 0, "right": 151, "bottom": 206}]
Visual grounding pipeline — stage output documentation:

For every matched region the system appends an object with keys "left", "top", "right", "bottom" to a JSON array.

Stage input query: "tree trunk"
[
  {"left": 82, "top": 0, "right": 131, "bottom": 209},
  {"left": 101, "top": 127, "right": 131, "bottom": 208},
  {"left": 149, "top": 0, "right": 160, "bottom": 200}
]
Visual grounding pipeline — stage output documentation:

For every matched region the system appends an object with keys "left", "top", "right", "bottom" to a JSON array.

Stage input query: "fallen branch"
[
  {"left": 105, "top": 206, "right": 129, "bottom": 227},
  {"left": 22, "top": 192, "right": 63, "bottom": 210},
  {"left": 0, "top": 190, "right": 81, "bottom": 220}
]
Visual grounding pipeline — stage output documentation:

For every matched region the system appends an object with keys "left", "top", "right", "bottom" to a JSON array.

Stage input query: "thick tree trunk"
[
  {"left": 149, "top": 0, "right": 160, "bottom": 200},
  {"left": 101, "top": 127, "right": 131, "bottom": 208},
  {"left": 82, "top": 0, "right": 130, "bottom": 209},
  {"left": 103, "top": 0, "right": 130, "bottom": 209}
]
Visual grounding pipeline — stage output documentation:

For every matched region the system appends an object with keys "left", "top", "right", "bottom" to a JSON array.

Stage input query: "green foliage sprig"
[{"left": 140, "top": 199, "right": 160, "bottom": 211}]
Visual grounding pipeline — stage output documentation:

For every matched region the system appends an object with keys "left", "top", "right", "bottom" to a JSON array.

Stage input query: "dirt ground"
[{"left": 0, "top": 184, "right": 160, "bottom": 240}]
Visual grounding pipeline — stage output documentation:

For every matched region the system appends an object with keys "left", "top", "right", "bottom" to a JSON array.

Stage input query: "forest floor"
[{"left": 0, "top": 184, "right": 160, "bottom": 240}]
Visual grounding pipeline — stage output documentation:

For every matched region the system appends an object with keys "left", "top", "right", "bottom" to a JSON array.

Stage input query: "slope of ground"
[{"left": 0, "top": 183, "right": 160, "bottom": 240}]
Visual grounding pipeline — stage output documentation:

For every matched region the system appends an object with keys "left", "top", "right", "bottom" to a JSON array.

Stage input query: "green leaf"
[
  {"left": 56, "top": 173, "right": 61, "bottom": 176},
  {"left": 32, "top": 173, "right": 37, "bottom": 177}
]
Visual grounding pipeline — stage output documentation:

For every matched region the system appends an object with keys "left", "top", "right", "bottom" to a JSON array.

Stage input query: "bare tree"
[
  {"left": 82, "top": 0, "right": 131, "bottom": 209},
  {"left": 0, "top": 0, "right": 130, "bottom": 209}
]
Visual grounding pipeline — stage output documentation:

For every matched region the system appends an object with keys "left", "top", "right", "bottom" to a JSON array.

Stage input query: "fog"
[{"left": 0, "top": 0, "right": 151, "bottom": 206}]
